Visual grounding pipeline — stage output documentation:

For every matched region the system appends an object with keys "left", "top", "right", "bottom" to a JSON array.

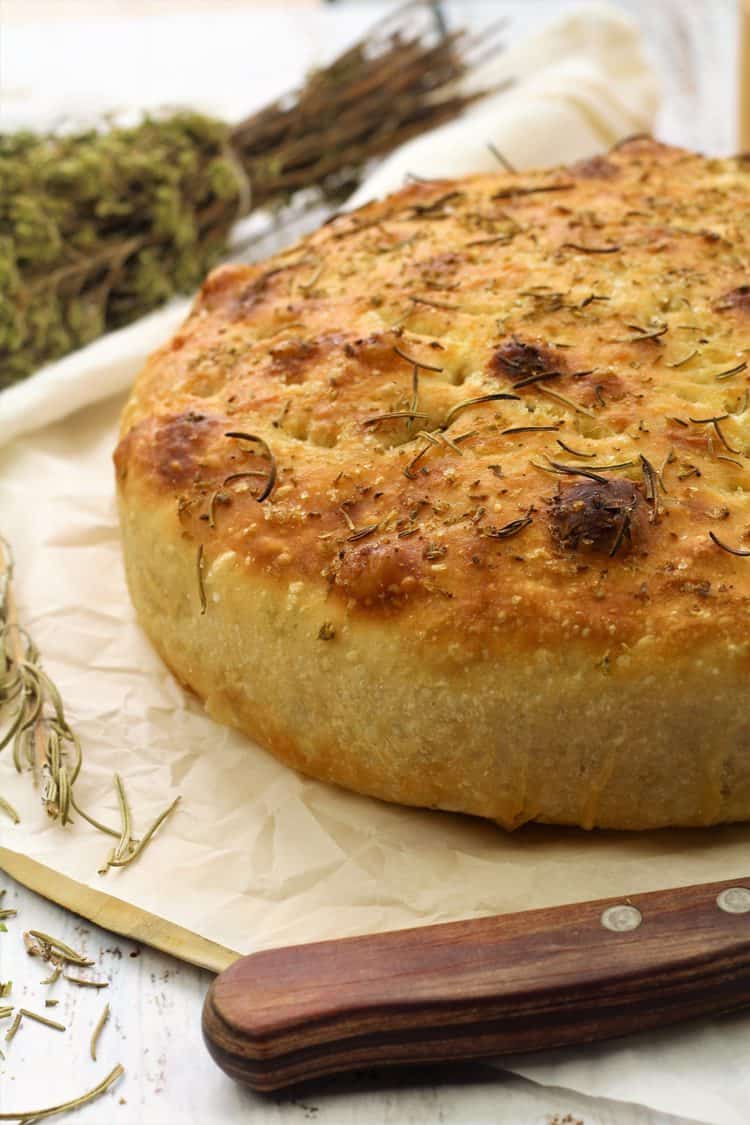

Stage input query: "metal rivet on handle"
[
  {"left": 600, "top": 904, "right": 643, "bottom": 933},
  {"left": 716, "top": 887, "right": 750, "bottom": 914}
]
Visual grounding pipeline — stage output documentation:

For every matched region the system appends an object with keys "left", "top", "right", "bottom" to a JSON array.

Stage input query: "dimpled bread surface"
[{"left": 116, "top": 138, "right": 750, "bottom": 830}]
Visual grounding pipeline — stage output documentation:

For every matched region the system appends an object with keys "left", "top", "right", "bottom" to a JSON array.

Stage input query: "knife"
[{"left": 203, "top": 875, "right": 750, "bottom": 1092}]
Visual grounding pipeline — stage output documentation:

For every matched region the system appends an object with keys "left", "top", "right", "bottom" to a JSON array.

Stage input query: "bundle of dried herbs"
[
  {"left": 0, "top": 535, "right": 179, "bottom": 871},
  {"left": 0, "top": 1, "right": 504, "bottom": 386}
]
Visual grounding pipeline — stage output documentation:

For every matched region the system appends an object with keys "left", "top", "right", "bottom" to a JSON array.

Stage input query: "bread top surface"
[{"left": 116, "top": 139, "right": 750, "bottom": 664}]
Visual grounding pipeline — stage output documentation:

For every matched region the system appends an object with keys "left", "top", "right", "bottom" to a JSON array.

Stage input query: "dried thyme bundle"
[
  {"left": 0, "top": 1, "right": 503, "bottom": 385},
  {"left": 0, "top": 535, "right": 179, "bottom": 871}
]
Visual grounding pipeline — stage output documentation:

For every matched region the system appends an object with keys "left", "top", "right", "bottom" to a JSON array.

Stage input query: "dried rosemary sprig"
[
  {"left": 0, "top": 534, "right": 180, "bottom": 872},
  {"left": 0, "top": 535, "right": 82, "bottom": 823},
  {"left": 1, "top": 1, "right": 503, "bottom": 385}
]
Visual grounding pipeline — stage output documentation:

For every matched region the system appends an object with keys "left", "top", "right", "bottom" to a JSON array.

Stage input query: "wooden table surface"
[{"left": 0, "top": 2, "right": 741, "bottom": 1122}]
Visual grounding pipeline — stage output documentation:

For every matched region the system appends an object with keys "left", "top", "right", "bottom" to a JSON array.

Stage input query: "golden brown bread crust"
[{"left": 116, "top": 138, "right": 750, "bottom": 829}]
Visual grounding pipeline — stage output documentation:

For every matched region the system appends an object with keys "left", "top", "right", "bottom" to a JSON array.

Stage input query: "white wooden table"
[{"left": 0, "top": 3, "right": 740, "bottom": 1122}]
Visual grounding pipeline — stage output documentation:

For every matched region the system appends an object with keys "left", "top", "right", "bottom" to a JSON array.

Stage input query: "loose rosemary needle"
[
  {"left": 90, "top": 1002, "right": 110, "bottom": 1061},
  {"left": 18, "top": 1007, "right": 65, "bottom": 1032},
  {"left": 0, "top": 1062, "right": 124, "bottom": 1121},
  {"left": 64, "top": 973, "right": 109, "bottom": 989},
  {"left": 4, "top": 1011, "right": 21, "bottom": 1043},
  {"left": 0, "top": 796, "right": 19, "bottom": 824},
  {"left": 99, "top": 772, "right": 135, "bottom": 874},
  {"left": 196, "top": 543, "right": 207, "bottom": 615}
]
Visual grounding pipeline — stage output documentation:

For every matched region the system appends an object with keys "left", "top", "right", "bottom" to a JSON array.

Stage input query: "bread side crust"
[{"left": 118, "top": 487, "right": 750, "bottom": 830}]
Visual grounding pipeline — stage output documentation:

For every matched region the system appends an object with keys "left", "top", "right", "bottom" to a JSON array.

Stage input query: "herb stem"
[
  {"left": 69, "top": 795, "right": 121, "bottom": 841},
  {"left": 90, "top": 1003, "right": 110, "bottom": 1062},
  {"left": 107, "top": 797, "right": 181, "bottom": 869},
  {"left": 113, "top": 773, "right": 133, "bottom": 863},
  {"left": 0, "top": 1062, "right": 124, "bottom": 1120}
]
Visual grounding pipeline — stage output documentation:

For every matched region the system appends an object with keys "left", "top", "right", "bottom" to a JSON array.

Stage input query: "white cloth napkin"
[{"left": 0, "top": 1, "right": 658, "bottom": 450}]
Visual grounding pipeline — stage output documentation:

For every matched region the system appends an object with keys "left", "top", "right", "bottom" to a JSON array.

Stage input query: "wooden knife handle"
[{"left": 203, "top": 876, "right": 750, "bottom": 1092}]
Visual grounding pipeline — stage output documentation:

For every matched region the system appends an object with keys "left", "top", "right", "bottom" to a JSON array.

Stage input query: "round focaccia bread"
[{"left": 115, "top": 138, "right": 750, "bottom": 831}]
